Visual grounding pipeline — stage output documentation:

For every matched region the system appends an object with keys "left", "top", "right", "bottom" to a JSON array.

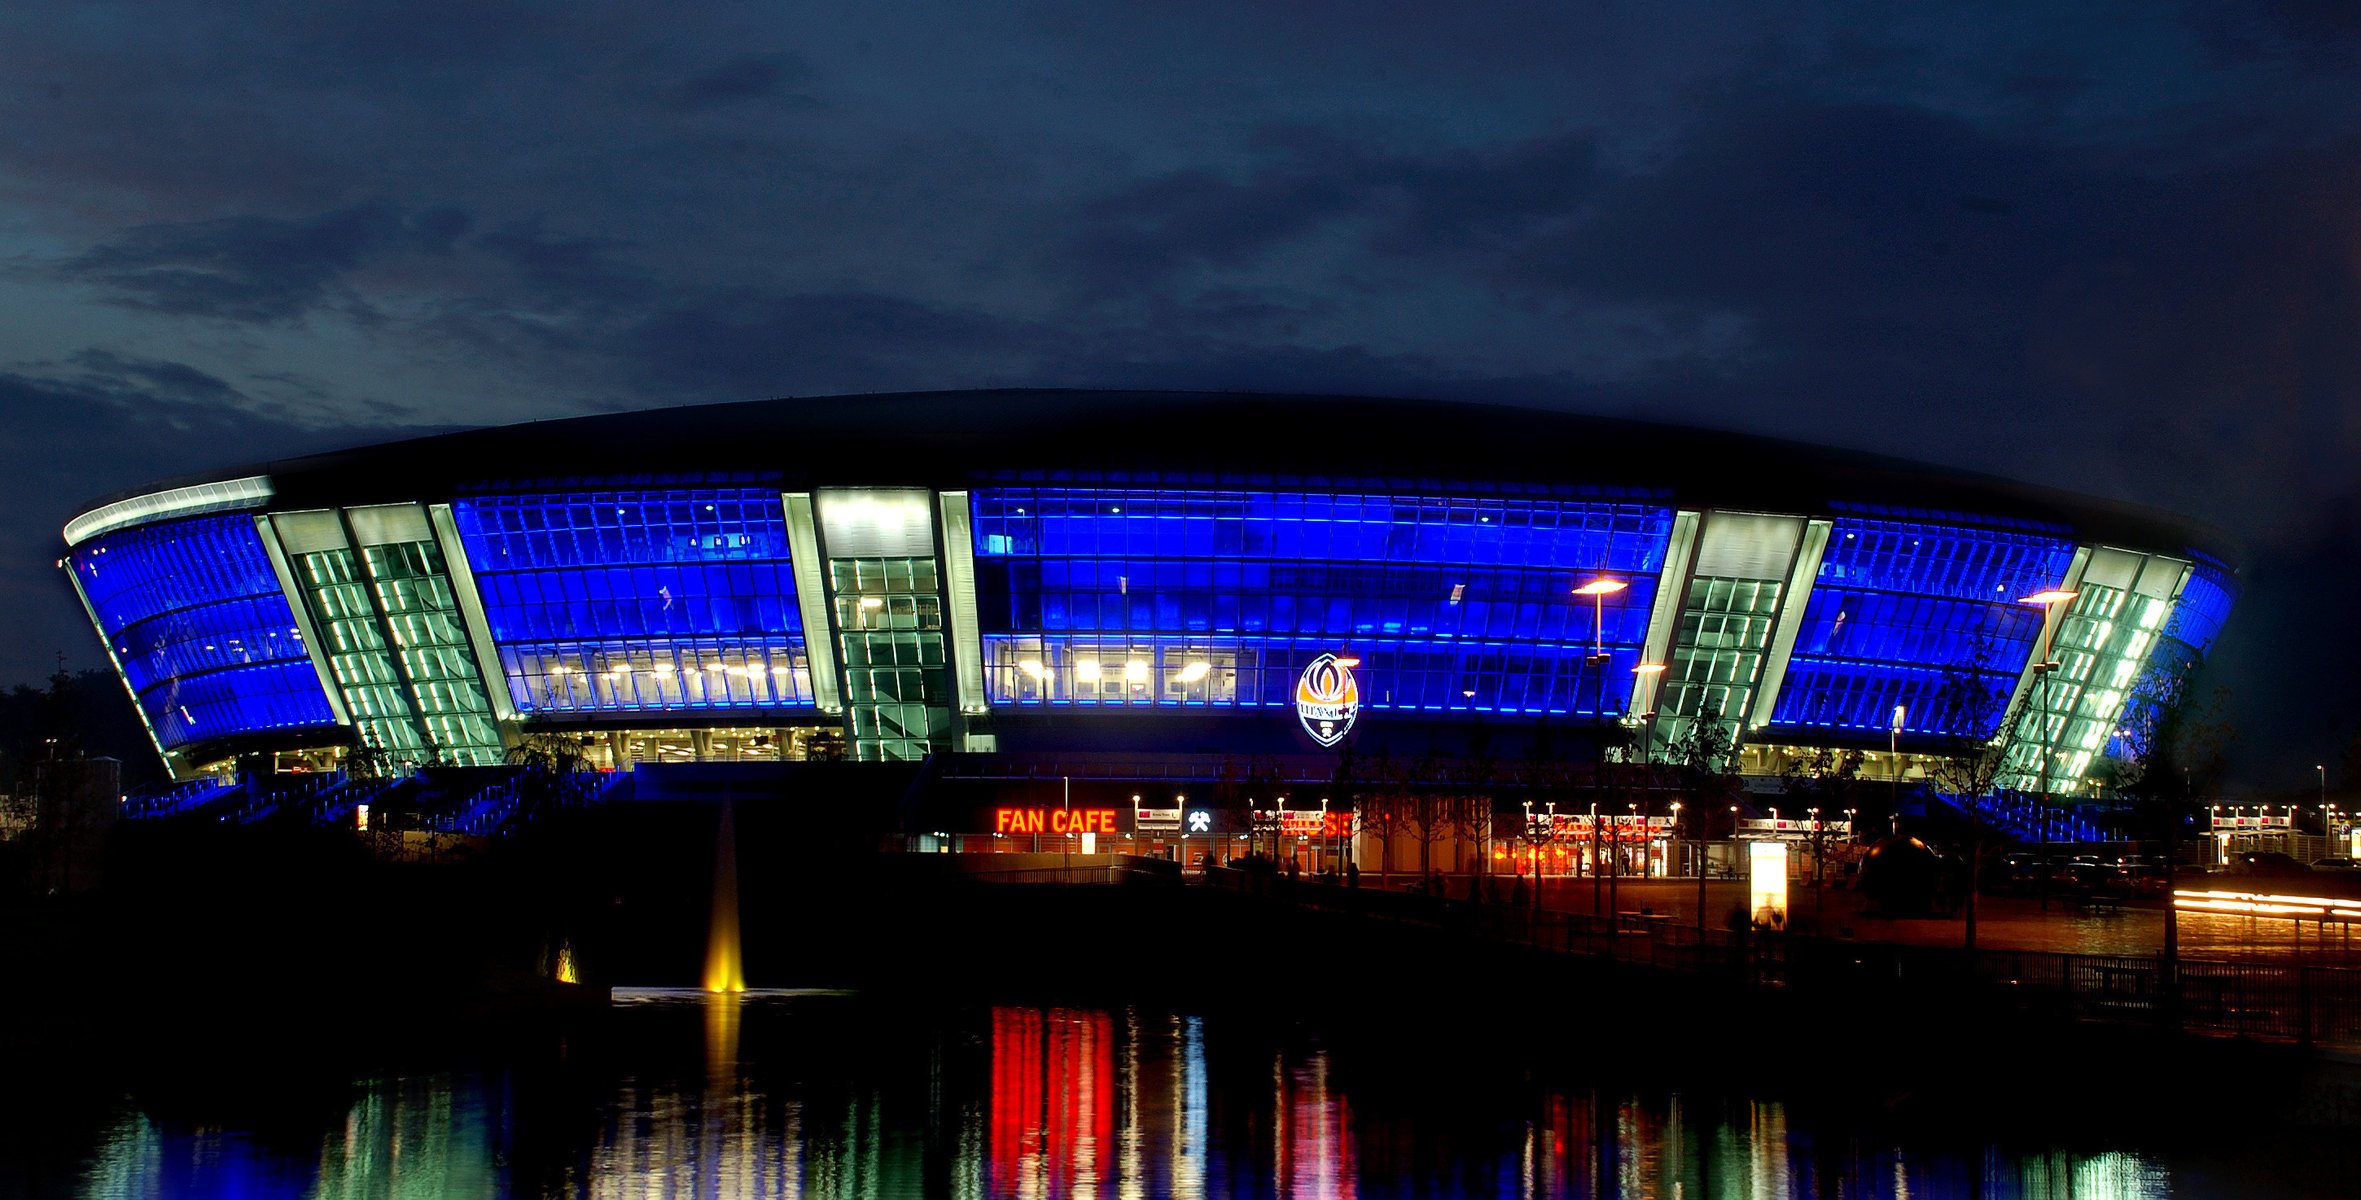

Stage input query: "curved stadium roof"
[{"left": 71, "top": 390, "right": 2232, "bottom": 563}]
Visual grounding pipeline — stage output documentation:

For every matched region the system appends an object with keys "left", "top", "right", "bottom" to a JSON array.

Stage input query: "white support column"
[
  {"left": 781, "top": 493, "right": 843, "bottom": 714},
  {"left": 427, "top": 503, "right": 519, "bottom": 724},
  {"left": 254, "top": 513, "right": 352, "bottom": 727},
  {"left": 1630, "top": 509, "right": 1701, "bottom": 718},
  {"left": 936, "top": 490, "right": 993, "bottom": 749},
  {"left": 1747, "top": 518, "right": 1833, "bottom": 731}
]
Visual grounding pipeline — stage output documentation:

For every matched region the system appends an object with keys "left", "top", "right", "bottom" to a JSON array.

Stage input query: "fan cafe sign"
[{"left": 1294, "top": 652, "right": 1361, "bottom": 747}]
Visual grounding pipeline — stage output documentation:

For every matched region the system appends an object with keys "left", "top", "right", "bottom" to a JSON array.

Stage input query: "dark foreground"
[
  {"left": 10, "top": 808, "right": 2361, "bottom": 1195},
  {"left": 7, "top": 984, "right": 2361, "bottom": 1198}
]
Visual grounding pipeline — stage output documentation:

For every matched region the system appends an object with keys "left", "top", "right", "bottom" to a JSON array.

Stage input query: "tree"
[
  {"left": 1403, "top": 755, "right": 1453, "bottom": 881},
  {"left": 2109, "top": 658, "right": 2235, "bottom": 983},
  {"left": 1667, "top": 710, "right": 1744, "bottom": 937},
  {"left": 507, "top": 730, "right": 593, "bottom": 824},
  {"left": 1356, "top": 748, "right": 1408, "bottom": 885},
  {"left": 1926, "top": 629, "right": 2034, "bottom": 952}
]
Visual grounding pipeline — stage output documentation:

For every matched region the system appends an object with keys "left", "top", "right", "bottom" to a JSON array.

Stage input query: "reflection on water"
[{"left": 51, "top": 988, "right": 2312, "bottom": 1198}]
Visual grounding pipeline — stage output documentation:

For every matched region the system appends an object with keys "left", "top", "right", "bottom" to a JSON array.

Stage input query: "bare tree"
[
  {"left": 1928, "top": 629, "right": 2034, "bottom": 952},
  {"left": 1667, "top": 710, "right": 1744, "bottom": 937},
  {"left": 1404, "top": 755, "right": 1453, "bottom": 884}
]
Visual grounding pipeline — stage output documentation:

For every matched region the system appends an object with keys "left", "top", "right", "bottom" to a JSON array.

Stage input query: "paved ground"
[{"left": 1367, "top": 873, "right": 2361, "bottom": 963}]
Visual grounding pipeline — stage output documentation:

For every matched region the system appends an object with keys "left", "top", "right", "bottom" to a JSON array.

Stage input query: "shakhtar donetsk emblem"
[{"left": 1294, "top": 652, "right": 1360, "bottom": 748}]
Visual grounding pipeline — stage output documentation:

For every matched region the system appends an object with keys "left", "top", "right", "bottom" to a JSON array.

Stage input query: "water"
[{"left": 13, "top": 988, "right": 2354, "bottom": 1198}]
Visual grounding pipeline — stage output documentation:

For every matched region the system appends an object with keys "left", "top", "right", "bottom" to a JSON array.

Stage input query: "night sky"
[{"left": 2, "top": 3, "right": 2356, "bottom": 787}]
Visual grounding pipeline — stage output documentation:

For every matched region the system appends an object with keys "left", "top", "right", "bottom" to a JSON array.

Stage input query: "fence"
[{"left": 1209, "top": 872, "right": 2361, "bottom": 1049}]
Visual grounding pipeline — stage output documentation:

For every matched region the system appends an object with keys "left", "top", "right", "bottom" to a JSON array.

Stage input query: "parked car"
[{"left": 2310, "top": 857, "right": 2361, "bottom": 873}]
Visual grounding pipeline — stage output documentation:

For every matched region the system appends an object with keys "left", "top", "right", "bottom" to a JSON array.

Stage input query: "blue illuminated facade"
[
  {"left": 970, "top": 488, "right": 1672, "bottom": 715},
  {"left": 58, "top": 391, "right": 2239, "bottom": 793},
  {"left": 449, "top": 489, "right": 816, "bottom": 715},
  {"left": 1766, "top": 518, "right": 2075, "bottom": 740},
  {"left": 67, "top": 514, "right": 338, "bottom": 750}
]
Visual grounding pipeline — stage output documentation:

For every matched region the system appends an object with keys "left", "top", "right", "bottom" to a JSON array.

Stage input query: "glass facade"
[
  {"left": 1657, "top": 576, "right": 1785, "bottom": 737},
  {"left": 1999, "top": 579, "right": 2174, "bottom": 793},
  {"left": 359, "top": 538, "right": 505, "bottom": 765},
  {"left": 449, "top": 490, "right": 816, "bottom": 715},
  {"left": 1766, "top": 519, "right": 2075, "bottom": 740},
  {"left": 970, "top": 488, "right": 1673, "bottom": 715},
  {"left": 832, "top": 557, "right": 950, "bottom": 761},
  {"left": 288, "top": 543, "right": 427, "bottom": 759},
  {"left": 68, "top": 514, "right": 338, "bottom": 749}
]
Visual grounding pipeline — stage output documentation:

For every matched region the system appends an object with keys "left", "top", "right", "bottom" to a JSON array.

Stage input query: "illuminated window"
[
  {"left": 68, "top": 514, "right": 337, "bottom": 749},
  {"left": 450, "top": 490, "right": 814, "bottom": 714},
  {"left": 970, "top": 488, "right": 1673, "bottom": 713},
  {"left": 1766, "top": 518, "right": 2073, "bottom": 741}
]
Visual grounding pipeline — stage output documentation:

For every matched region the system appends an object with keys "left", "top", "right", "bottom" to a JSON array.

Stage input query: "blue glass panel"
[
  {"left": 450, "top": 490, "right": 814, "bottom": 714},
  {"left": 971, "top": 489, "right": 1675, "bottom": 717},
  {"left": 68, "top": 514, "right": 338, "bottom": 749},
  {"left": 2166, "top": 561, "right": 2235, "bottom": 657},
  {"left": 1766, "top": 518, "right": 2075, "bottom": 740}
]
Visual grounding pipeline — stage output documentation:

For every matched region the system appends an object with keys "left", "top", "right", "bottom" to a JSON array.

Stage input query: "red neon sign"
[{"left": 995, "top": 807, "right": 1119, "bottom": 835}]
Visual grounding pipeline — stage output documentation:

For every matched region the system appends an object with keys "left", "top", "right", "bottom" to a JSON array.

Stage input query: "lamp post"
[
  {"left": 1575, "top": 579, "right": 1627, "bottom": 919},
  {"left": 2020, "top": 588, "right": 2080, "bottom": 914},
  {"left": 1890, "top": 704, "right": 1905, "bottom": 833}
]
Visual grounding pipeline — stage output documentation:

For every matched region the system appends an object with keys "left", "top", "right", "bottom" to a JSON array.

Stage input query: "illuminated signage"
[
  {"left": 1294, "top": 652, "right": 1360, "bottom": 747},
  {"left": 1187, "top": 809, "right": 1213, "bottom": 833},
  {"left": 1135, "top": 807, "right": 1181, "bottom": 831},
  {"left": 994, "top": 807, "right": 1119, "bottom": 835},
  {"left": 1527, "top": 813, "right": 1677, "bottom": 840},
  {"left": 1276, "top": 811, "right": 1339, "bottom": 837},
  {"left": 1749, "top": 841, "right": 1790, "bottom": 930},
  {"left": 2211, "top": 814, "right": 2293, "bottom": 829}
]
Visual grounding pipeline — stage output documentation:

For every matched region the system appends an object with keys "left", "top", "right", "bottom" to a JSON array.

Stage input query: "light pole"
[
  {"left": 1890, "top": 704, "right": 1905, "bottom": 834},
  {"left": 1575, "top": 578, "right": 1627, "bottom": 918},
  {"left": 1320, "top": 796, "right": 1330, "bottom": 874},
  {"left": 2021, "top": 588, "right": 2080, "bottom": 914}
]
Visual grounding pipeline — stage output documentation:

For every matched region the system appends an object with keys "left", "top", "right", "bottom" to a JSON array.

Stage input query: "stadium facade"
[{"left": 60, "top": 391, "right": 2235, "bottom": 842}]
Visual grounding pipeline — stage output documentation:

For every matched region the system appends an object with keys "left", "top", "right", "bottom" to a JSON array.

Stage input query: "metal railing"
[{"left": 1216, "top": 875, "right": 2361, "bottom": 1049}]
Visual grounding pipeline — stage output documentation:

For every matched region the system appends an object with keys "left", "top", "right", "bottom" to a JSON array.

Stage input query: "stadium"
[{"left": 58, "top": 390, "right": 2236, "bottom": 869}]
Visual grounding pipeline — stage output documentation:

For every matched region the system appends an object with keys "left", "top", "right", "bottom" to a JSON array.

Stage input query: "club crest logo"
[{"left": 1294, "top": 652, "right": 1360, "bottom": 748}]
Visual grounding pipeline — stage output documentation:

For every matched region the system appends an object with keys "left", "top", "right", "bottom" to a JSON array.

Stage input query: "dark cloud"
[
  {"left": 58, "top": 205, "right": 472, "bottom": 322},
  {"left": 668, "top": 54, "right": 818, "bottom": 112},
  {"left": 0, "top": 358, "right": 436, "bottom": 681}
]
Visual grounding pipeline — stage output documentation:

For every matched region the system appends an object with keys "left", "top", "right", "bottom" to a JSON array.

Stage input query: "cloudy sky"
[{"left": 2, "top": 2, "right": 2356, "bottom": 784}]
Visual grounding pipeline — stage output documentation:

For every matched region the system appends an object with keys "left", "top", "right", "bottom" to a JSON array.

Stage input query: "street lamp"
[
  {"left": 1890, "top": 704, "right": 1906, "bottom": 834},
  {"left": 2021, "top": 587, "right": 2080, "bottom": 914},
  {"left": 1576, "top": 578, "right": 1627, "bottom": 917},
  {"left": 1573, "top": 578, "right": 1629, "bottom": 659}
]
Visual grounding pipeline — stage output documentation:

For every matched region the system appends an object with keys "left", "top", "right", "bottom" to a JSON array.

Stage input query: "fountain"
[{"left": 703, "top": 802, "right": 746, "bottom": 993}]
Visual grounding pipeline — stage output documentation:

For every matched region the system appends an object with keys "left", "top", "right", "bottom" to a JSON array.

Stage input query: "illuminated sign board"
[
  {"left": 1749, "top": 841, "right": 1789, "bottom": 930},
  {"left": 2210, "top": 814, "right": 2293, "bottom": 829},
  {"left": 994, "top": 807, "right": 1119, "bottom": 835},
  {"left": 1294, "top": 652, "right": 1360, "bottom": 747},
  {"left": 1135, "top": 807, "right": 1181, "bottom": 831},
  {"left": 1527, "top": 813, "right": 1677, "bottom": 840},
  {"left": 1187, "top": 809, "right": 1213, "bottom": 833},
  {"left": 1275, "top": 811, "right": 1350, "bottom": 838}
]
